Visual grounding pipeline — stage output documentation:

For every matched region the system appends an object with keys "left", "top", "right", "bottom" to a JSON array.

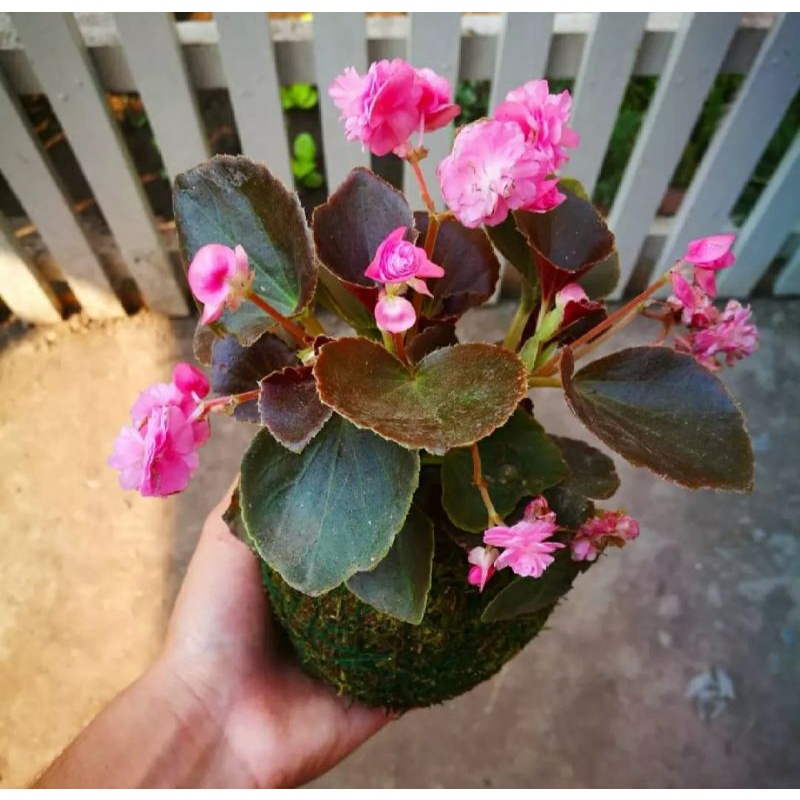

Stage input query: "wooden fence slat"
[
  {"left": 11, "top": 12, "right": 188, "bottom": 315},
  {"left": 311, "top": 12, "right": 368, "bottom": 194},
  {"left": 0, "top": 212, "right": 61, "bottom": 323},
  {"left": 654, "top": 14, "right": 800, "bottom": 281},
  {"left": 606, "top": 13, "right": 740, "bottom": 300},
  {"left": 113, "top": 13, "right": 209, "bottom": 182},
  {"left": 404, "top": 12, "right": 462, "bottom": 205},
  {"left": 215, "top": 13, "right": 293, "bottom": 187},
  {"left": 0, "top": 72, "right": 124, "bottom": 318},
  {"left": 719, "top": 135, "right": 800, "bottom": 297},
  {"left": 774, "top": 240, "right": 800, "bottom": 296},
  {"left": 567, "top": 13, "right": 647, "bottom": 196},
  {"left": 488, "top": 13, "right": 554, "bottom": 111}
]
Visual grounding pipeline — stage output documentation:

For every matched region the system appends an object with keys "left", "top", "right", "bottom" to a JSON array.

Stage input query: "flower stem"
[
  {"left": 299, "top": 308, "right": 327, "bottom": 338},
  {"left": 471, "top": 443, "right": 503, "bottom": 527},
  {"left": 245, "top": 291, "right": 311, "bottom": 347},
  {"left": 406, "top": 151, "right": 437, "bottom": 215},
  {"left": 528, "top": 376, "right": 561, "bottom": 388},
  {"left": 195, "top": 389, "right": 260, "bottom": 421},
  {"left": 533, "top": 273, "right": 669, "bottom": 377},
  {"left": 393, "top": 331, "right": 408, "bottom": 363},
  {"left": 502, "top": 285, "right": 537, "bottom": 351}
]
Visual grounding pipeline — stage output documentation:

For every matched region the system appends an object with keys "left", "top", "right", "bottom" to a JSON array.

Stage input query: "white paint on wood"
[
  {"left": 404, "top": 13, "right": 462, "bottom": 205},
  {"left": 113, "top": 13, "right": 209, "bottom": 181},
  {"left": 606, "top": 13, "right": 740, "bottom": 300},
  {"left": 774, "top": 240, "right": 800, "bottom": 296},
  {"left": 215, "top": 13, "right": 293, "bottom": 187},
  {"left": 654, "top": 14, "right": 800, "bottom": 280},
  {"left": 311, "top": 13, "right": 368, "bottom": 194},
  {"left": 488, "top": 13, "right": 554, "bottom": 111},
  {"left": 0, "top": 213, "right": 61, "bottom": 323},
  {"left": 0, "top": 72, "right": 124, "bottom": 318},
  {"left": 11, "top": 13, "right": 188, "bottom": 315},
  {"left": 567, "top": 13, "right": 647, "bottom": 196},
  {"left": 719, "top": 136, "right": 800, "bottom": 297}
]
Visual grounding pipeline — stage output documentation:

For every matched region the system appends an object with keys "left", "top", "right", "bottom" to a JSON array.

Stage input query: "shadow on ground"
[{"left": 0, "top": 300, "right": 798, "bottom": 788}]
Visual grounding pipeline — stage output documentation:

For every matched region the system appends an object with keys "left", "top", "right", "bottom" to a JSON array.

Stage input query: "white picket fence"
[{"left": 0, "top": 12, "right": 798, "bottom": 323}]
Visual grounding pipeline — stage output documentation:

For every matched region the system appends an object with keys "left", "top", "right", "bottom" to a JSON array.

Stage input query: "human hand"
[{"left": 157, "top": 485, "right": 392, "bottom": 788}]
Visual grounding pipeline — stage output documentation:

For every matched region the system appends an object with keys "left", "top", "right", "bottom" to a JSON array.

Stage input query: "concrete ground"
[{"left": 0, "top": 300, "right": 798, "bottom": 788}]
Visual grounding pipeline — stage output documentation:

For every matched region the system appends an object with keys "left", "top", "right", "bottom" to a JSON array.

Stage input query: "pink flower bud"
[
  {"left": 682, "top": 234, "right": 736, "bottom": 270},
  {"left": 374, "top": 292, "right": 416, "bottom": 334},
  {"left": 555, "top": 283, "right": 588, "bottom": 310},
  {"left": 364, "top": 227, "right": 444, "bottom": 292},
  {"left": 188, "top": 243, "right": 253, "bottom": 324},
  {"left": 415, "top": 67, "right": 460, "bottom": 132},
  {"left": 467, "top": 546, "right": 498, "bottom": 591}
]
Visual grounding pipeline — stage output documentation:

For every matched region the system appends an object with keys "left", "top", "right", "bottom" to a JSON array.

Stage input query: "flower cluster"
[
  {"left": 571, "top": 510, "right": 640, "bottom": 562},
  {"left": 365, "top": 226, "right": 444, "bottom": 333},
  {"left": 669, "top": 235, "right": 758, "bottom": 372},
  {"left": 329, "top": 59, "right": 460, "bottom": 157},
  {"left": 108, "top": 364, "right": 210, "bottom": 497},
  {"left": 438, "top": 79, "right": 578, "bottom": 228}
]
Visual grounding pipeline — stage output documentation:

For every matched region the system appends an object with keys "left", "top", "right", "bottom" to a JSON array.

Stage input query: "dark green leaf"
[
  {"left": 313, "top": 167, "right": 414, "bottom": 287},
  {"left": 485, "top": 215, "right": 535, "bottom": 284},
  {"left": 513, "top": 189, "right": 615, "bottom": 302},
  {"left": 561, "top": 346, "right": 754, "bottom": 491},
  {"left": 442, "top": 409, "right": 569, "bottom": 532},
  {"left": 414, "top": 213, "right": 500, "bottom": 317},
  {"left": 193, "top": 322, "right": 219, "bottom": 366},
  {"left": 314, "top": 338, "right": 528, "bottom": 454},
  {"left": 314, "top": 264, "right": 379, "bottom": 336},
  {"left": 544, "top": 485, "right": 595, "bottom": 531},
  {"left": 551, "top": 436, "right": 620, "bottom": 500},
  {"left": 211, "top": 332, "right": 298, "bottom": 422},
  {"left": 481, "top": 549, "right": 581, "bottom": 622},
  {"left": 406, "top": 322, "right": 458, "bottom": 365},
  {"left": 222, "top": 485, "right": 252, "bottom": 548},
  {"left": 578, "top": 249, "right": 620, "bottom": 299},
  {"left": 258, "top": 365, "right": 332, "bottom": 452},
  {"left": 240, "top": 415, "right": 420, "bottom": 595},
  {"left": 174, "top": 155, "right": 317, "bottom": 344},
  {"left": 346, "top": 505, "right": 434, "bottom": 624}
]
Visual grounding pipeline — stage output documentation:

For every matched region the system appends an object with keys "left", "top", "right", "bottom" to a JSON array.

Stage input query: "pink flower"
[
  {"left": 109, "top": 405, "right": 200, "bottom": 497},
  {"left": 494, "top": 79, "right": 579, "bottom": 173},
  {"left": 374, "top": 292, "right": 416, "bottom": 333},
  {"left": 524, "top": 495, "right": 556, "bottom": 523},
  {"left": 571, "top": 510, "right": 640, "bottom": 562},
  {"left": 667, "top": 271, "right": 718, "bottom": 329},
  {"left": 555, "top": 283, "right": 588, "bottom": 310},
  {"left": 682, "top": 234, "right": 736, "bottom": 297},
  {"left": 329, "top": 59, "right": 423, "bottom": 157},
  {"left": 364, "top": 227, "right": 444, "bottom": 295},
  {"left": 676, "top": 300, "right": 758, "bottom": 372},
  {"left": 188, "top": 243, "right": 253, "bottom": 324},
  {"left": 467, "top": 546, "right": 499, "bottom": 591},
  {"left": 415, "top": 67, "right": 460, "bottom": 132},
  {"left": 437, "top": 119, "right": 557, "bottom": 228},
  {"left": 484, "top": 515, "right": 564, "bottom": 579},
  {"left": 109, "top": 363, "right": 210, "bottom": 496}
]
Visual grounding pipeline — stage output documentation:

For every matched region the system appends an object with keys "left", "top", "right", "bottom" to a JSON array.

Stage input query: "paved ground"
[{"left": 1, "top": 300, "right": 798, "bottom": 788}]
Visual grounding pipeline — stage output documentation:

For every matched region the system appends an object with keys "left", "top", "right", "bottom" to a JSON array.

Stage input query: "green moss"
[{"left": 261, "top": 534, "right": 552, "bottom": 710}]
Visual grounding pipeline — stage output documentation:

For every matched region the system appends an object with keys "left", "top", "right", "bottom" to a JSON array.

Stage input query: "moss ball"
[{"left": 261, "top": 535, "right": 552, "bottom": 710}]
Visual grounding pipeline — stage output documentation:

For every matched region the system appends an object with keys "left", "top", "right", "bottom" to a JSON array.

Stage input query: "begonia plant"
[{"left": 109, "top": 61, "right": 757, "bottom": 709}]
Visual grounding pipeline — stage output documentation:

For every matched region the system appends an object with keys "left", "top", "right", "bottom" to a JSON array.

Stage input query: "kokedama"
[{"left": 109, "top": 61, "right": 757, "bottom": 710}]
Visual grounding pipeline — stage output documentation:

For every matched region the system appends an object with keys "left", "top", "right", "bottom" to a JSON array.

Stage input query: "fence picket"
[
  {"left": 404, "top": 13, "right": 462, "bottom": 205},
  {"left": 0, "top": 213, "right": 62, "bottom": 323},
  {"left": 606, "top": 13, "right": 740, "bottom": 300},
  {"left": 113, "top": 13, "right": 209, "bottom": 181},
  {"left": 567, "top": 13, "right": 647, "bottom": 196},
  {"left": 311, "top": 13, "right": 368, "bottom": 194},
  {"left": 488, "top": 13, "right": 554, "bottom": 111},
  {"left": 0, "top": 72, "right": 124, "bottom": 318},
  {"left": 719, "top": 135, "right": 800, "bottom": 297},
  {"left": 10, "top": 13, "right": 188, "bottom": 315},
  {"left": 215, "top": 13, "right": 293, "bottom": 188},
  {"left": 774, "top": 241, "right": 800, "bottom": 296},
  {"left": 654, "top": 14, "right": 800, "bottom": 282}
]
